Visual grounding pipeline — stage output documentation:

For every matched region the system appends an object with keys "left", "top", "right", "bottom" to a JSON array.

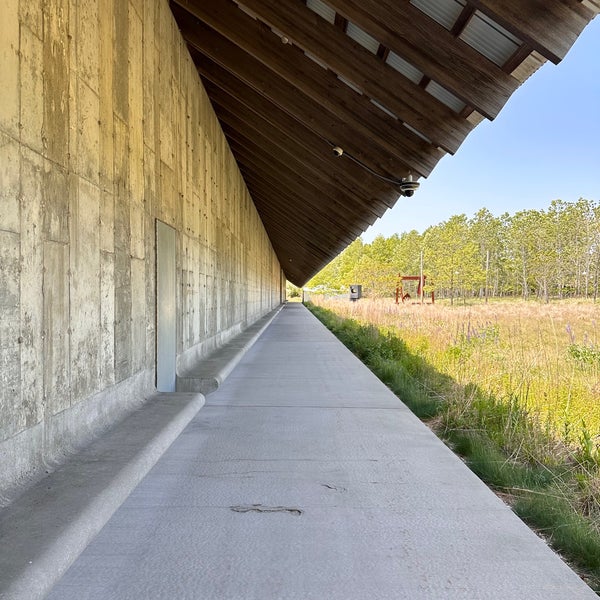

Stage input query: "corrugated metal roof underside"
[
  {"left": 411, "top": 0, "right": 467, "bottom": 30},
  {"left": 306, "top": 0, "right": 336, "bottom": 24},
  {"left": 460, "top": 11, "right": 521, "bottom": 65},
  {"left": 170, "top": 0, "right": 599, "bottom": 285}
]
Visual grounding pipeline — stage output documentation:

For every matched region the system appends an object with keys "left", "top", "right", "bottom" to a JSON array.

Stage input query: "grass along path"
[{"left": 306, "top": 299, "right": 600, "bottom": 593}]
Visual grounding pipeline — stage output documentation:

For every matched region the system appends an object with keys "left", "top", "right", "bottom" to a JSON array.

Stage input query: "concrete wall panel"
[
  {"left": 76, "top": 0, "right": 99, "bottom": 93},
  {"left": 69, "top": 178, "right": 101, "bottom": 405},
  {"left": 43, "top": 0, "right": 70, "bottom": 168},
  {"left": 130, "top": 257, "right": 146, "bottom": 374},
  {"left": 43, "top": 241, "right": 70, "bottom": 416},
  {"left": 113, "top": 117, "right": 129, "bottom": 194},
  {"left": 143, "top": 145, "right": 158, "bottom": 218},
  {"left": 19, "top": 149, "right": 45, "bottom": 429},
  {"left": 142, "top": 3, "right": 158, "bottom": 152},
  {"left": 0, "top": 0, "right": 20, "bottom": 138},
  {"left": 20, "top": 26, "right": 44, "bottom": 154},
  {"left": 129, "top": 0, "right": 144, "bottom": 25},
  {"left": 42, "top": 162, "right": 70, "bottom": 243},
  {"left": 158, "top": 161, "right": 176, "bottom": 226},
  {"left": 100, "top": 251, "right": 115, "bottom": 388},
  {"left": 76, "top": 80, "right": 100, "bottom": 184},
  {"left": 0, "top": 132, "right": 21, "bottom": 234},
  {"left": 128, "top": 8, "right": 144, "bottom": 205},
  {"left": 144, "top": 214, "right": 156, "bottom": 371},
  {"left": 130, "top": 203, "right": 145, "bottom": 260},
  {"left": 112, "top": 0, "right": 129, "bottom": 122},
  {"left": 100, "top": 190, "right": 115, "bottom": 254},
  {"left": 114, "top": 197, "right": 132, "bottom": 384},
  {"left": 0, "top": 231, "right": 21, "bottom": 441},
  {"left": 98, "top": 0, "right": 114, "bottom": 190},
  {"left": 159, "top": 81, "right": 175, "bottom": 170},
  {"left": 19, "top": 0, "right": 43, "bottom": 39}
]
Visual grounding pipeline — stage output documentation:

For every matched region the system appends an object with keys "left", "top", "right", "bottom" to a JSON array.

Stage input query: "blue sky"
[{"left": 363, "top": 17, "right": 600, "bottom": 242}]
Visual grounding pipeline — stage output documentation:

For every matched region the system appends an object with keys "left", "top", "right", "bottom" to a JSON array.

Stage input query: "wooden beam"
[
  {"left": 242, "top": 167, "right": 360, "bottom": 239},
  {"left": 171, "top": 1, "right": 444, "bottom": 174},
  {"left": 241, "top": 177, "right": 358, "bottom": 249},
  {"left": 237, "top": 187, "right": 361, "bottom": 248},
  {"left": 225, "top": 131, "right": 376, "bottom": 230},
  {"left": 236, "top": 153, "right": 376, "bottom": 231},
  {"left": 217, "top": 108, "right": 392, "bottom": 218},
  {"left": 502, "top": 44, "right": 533, "bottom": 75},
  {"left": 236, "top": 161, "right": 373, "bottom": 243},
  {"left": 256, "top": 215, "right": 341, "bottom": 263},
  {"left": 450, "top": 6, "right": 476, "bottom": 37},
  {"left": 246, "top": 192, "right": 349, "bottom": 260},
  {"left": 243, "top": 167, "right": 383, "bottom": 284},
  {"left": 194, "top": 54, "right": 441, "bottom": 185},
  {"left": 167, "top": 0, "right": 597, "bottom": 286},
  {"left": 467, "top": 0, "right": 594, "bottom": 64},
  {"left": 265, "top": 229, "right": 331, "bottom": 277},
  {"left": 184, "top": 35, "right": 432, "bottom": 181},
  {"left": 253, "top": 209, "right": 355, "bottom": 255},
  {"left": 206, "top": 83, "right": 398, "bottom": 210},
  {"left": 320, "top": 0, "right": 519, "bottom": 120},
  {"left": 195, "top": 56, "right": 402, "bottom": 274},
  {"left": 334, "top": 13, "right": 348, "bottom": 31},
  {"left": 235, "top": 0, "right": 473, "bottom": 151}
]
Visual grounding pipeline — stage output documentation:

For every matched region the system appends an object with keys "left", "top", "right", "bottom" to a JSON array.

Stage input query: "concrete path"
[{"left": 45, "top": 303, "right": 595, "bottom": 599}]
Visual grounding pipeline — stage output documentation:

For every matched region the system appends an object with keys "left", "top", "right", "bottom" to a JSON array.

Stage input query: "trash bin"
[{"left": 349, "top": 285, "right": 362, "bottom": 301}]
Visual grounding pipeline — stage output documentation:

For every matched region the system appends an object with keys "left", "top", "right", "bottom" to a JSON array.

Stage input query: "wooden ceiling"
[{"left": 169, "top": 0, "right": 597, "bottom": 286}]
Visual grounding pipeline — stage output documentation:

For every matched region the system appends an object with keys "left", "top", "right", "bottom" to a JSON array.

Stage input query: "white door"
[{"left": 156, "top": 220, "right": 177, "bottom": 392}]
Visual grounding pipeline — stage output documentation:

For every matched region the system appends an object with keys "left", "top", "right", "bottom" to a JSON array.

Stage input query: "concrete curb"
[
  {"left": 176, "top": 304, "right": 284, "bottom": 394},
  {"left": 0, "top": 392, "right": 204, "bottom": 600}
]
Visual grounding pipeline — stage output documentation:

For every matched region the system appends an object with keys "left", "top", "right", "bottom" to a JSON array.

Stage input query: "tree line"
[{"left": 306, "top": 198, "right": 600, "bottom": 303}]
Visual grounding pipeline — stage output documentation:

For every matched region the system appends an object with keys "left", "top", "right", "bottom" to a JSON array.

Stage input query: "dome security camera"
[
  {"left": 330, "top": 147, "right": 420, "bottom": 197},
  {"left": 399, "top": 174, "right": 419, "bottom": 197}
]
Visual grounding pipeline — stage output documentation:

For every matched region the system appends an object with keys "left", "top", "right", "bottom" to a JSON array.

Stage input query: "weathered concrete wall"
[{"left": 0, "top": 0, "right": 282, "bottom": 498}]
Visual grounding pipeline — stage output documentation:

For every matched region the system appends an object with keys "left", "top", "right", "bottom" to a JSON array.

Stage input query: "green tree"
[
  {"left": 505, "top": 210, "right": 536, "bottom": 299},
  {"left": 592, "top": 202, "right": 600, "bottom": 301},
  {"left": 549, "top": 198, "right": 597, "bottom": 297},
  {"left": 424, "top": 215, "right": 483, "bottom": 304},
  {"left": 469, "top": 208, "right": 505, "bottom": 300},
  {"left": 286, "top": 281, "right": 302, "bottom": 298},
  {"left": 306, "top": 237, "right": 364, "bottom": 293},
  {"left": 394, "top": 230, "right": 424, "bottom": 275},
  {"left": 351, "top": 235, "right": 398, "bottom": 297}
]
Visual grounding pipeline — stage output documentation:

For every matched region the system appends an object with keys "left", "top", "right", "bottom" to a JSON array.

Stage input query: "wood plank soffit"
[{"left": 172, "top": 1, "right": 444, "bottom": 175}]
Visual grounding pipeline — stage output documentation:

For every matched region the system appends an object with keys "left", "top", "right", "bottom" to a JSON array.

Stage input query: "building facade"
[{"left": 0, "top": 0, "right": 283, "bottom": 496}]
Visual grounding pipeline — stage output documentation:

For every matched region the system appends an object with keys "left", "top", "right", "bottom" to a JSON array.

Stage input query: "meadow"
[
  {"left": 307, "top": 296, "right": 600, "bottom": 589},
  {"left": 310, "top": 296, "right": 600, "bottom": 441}
]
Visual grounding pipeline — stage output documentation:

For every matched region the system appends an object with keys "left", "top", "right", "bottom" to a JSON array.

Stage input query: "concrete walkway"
[{"left": 45, "top": 303, "right": 595, "bottom": 599}]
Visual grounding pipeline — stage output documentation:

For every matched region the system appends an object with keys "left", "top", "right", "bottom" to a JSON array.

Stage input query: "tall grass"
[
  {"left": 307, "top": 298, "right": 600, "bottom": 592},
  {"left": 310, "top": 297, "right": 600, "bottom": 441}
]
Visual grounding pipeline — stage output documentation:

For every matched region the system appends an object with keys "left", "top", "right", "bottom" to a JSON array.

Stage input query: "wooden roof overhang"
[{"left": 169, "top": 0, "right": 599, "bottom": 286}]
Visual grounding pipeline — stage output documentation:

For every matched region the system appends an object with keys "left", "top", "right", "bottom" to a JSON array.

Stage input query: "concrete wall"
[{"left": 0, "top": 0, "right": 282, "bottom": 498}]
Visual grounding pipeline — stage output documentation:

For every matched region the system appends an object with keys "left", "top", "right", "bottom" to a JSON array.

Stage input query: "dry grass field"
[{"left": 310, "top": 296, "right": 600, "bottom": 443}]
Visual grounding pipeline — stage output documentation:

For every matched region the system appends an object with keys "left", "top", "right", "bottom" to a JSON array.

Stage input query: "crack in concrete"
[
  {"left": 230, "top": 504, "right": 303, "bottom": 516},
  {"left": 321, "top": 483, "right": 347, "bottom": 492}
]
